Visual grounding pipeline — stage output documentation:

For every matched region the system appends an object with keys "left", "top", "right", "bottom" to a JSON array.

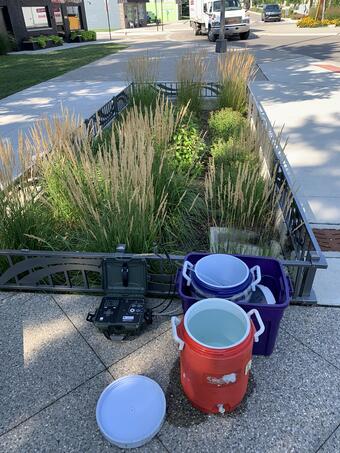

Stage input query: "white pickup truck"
[{"left": 190, "top": 0, "right": 250, "bottom": 41}]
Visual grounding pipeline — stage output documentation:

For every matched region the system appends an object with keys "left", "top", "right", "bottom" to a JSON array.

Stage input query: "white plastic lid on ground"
[{"left": 96, "top": 375, "right": 166, "bottom": 449}]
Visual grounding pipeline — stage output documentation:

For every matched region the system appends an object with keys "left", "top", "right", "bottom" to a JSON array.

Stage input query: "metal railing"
[
  {"left": 84, "top": 86, "right": 130, "bottom": 134},
  {"left": 0, "top": 81, "right": 326, "bottom": 303},
  {"left": 248, "top": 85, "right": 327, "bottom": 302}
]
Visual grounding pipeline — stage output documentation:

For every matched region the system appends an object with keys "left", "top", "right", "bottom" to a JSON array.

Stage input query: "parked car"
[{"left": 262, "top": 4, "right": 282, "bottom": 22}]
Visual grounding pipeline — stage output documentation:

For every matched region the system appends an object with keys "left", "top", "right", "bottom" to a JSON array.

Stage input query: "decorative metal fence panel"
[
  {"left": 129, "top": 82, "right": 220, "bottom": 98},
  {"left": 0, "top": 249, "right": 180, "bottom": 297},
  {"left": 0, "top": 81, "right": 326, "bottom": 303},
  {"left": 84, "top": 87, "right": 130, "bottom": 134}
]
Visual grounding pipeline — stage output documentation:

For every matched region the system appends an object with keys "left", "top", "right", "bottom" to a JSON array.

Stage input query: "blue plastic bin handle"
[
  {"left": 182, "top": 261, "right": 193, "bottom": 287},
  {"left": 171, "top": 317, "right": 185, "bottom": 351},
  {"left": 247, "top": 309, "right": 265, "bottom": 343},
  {"left": 250, "top": 265, "right": 261, "bottom": 292}
]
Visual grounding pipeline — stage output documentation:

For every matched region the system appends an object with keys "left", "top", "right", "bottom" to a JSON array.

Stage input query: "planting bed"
[{"left": 0, "top": 51, "right": 326, "bottom": 302}]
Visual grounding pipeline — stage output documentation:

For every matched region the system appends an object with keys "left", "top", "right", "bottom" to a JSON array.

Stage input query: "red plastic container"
[{"left": 171, "top": 299, "right": 264, "bottom": 414}]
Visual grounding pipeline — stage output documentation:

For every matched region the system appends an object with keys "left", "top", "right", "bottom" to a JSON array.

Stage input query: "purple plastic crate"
[{"left": 176, "top": 252, "right": 291, "bottom": 356}]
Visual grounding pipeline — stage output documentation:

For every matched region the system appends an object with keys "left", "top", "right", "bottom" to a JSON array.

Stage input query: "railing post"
[{"left": 299, "top": 251, "right": 320, "bottom": 303}]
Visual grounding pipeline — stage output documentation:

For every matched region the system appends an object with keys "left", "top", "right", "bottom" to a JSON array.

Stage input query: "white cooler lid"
[{"left": 96, "top": 375, "right": 166, "bottom": 449}]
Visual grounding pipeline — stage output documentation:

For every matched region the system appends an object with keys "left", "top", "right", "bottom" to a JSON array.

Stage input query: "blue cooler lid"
[{"left": 96, "top": 375, "right": 166, "bottom": 449}]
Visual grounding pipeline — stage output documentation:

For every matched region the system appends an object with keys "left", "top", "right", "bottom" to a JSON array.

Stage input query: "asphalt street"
[{"left": 108, "top": 13, "right": 340, "bottom": 63}]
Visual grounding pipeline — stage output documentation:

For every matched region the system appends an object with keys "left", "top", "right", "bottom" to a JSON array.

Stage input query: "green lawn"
[{"left": 0, "top": 43, "right": 126, "bottom": 99}]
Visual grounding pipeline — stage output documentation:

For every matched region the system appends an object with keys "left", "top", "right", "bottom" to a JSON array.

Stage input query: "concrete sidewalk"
[
  {"left": 0, "top": 81, "right": 127, "bottom": 153},
  {"left": 250, "top": 56, "right": 340, "bottom": 305},
  {"left": 0, "top": 291, "right": 339, "bottom": 452}
]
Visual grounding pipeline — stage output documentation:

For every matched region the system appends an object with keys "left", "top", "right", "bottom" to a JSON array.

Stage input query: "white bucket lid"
[{"left": 96, "top": 375, "right": 166, "bottom": 449}]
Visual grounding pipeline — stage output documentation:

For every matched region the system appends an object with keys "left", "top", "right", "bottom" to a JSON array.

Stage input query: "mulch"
[{"left": 313, "top": 229, "right": 340, "bottom": 252}]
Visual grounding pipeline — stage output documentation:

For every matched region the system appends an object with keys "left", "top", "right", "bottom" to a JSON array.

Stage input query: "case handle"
[
  {"left": 250, "top": 265, "right": 261, "bottom": 291},
  {"left": 86, "top": 312, "right": 95, "bottom": 323},
  {"left": 171, "top": 316, "right": 185, "bottom": 350},
  {"left": 247, "top": 309, "right": 265, "bottom": 343},
  {"left": 182, "top": 261, "right": 194, "bottom": 287}
]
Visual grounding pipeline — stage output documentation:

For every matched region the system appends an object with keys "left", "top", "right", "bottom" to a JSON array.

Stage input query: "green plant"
[
  {"left": 0, "top": 33, "right": 10, "bottom": 55},
  {"left": 127, "top": 53, "right": 160, "bottom": 111},
  {"left": 0, "top": 140, "right": 59, "bottom": 250},
  {"left": 170, "top": 116, "right": 206, "bottom": 173},
  {"left": 176, "top": 52, "right": 207, "bottom": 115},
  {"left": 129, "top": 85, "right": 159, "bottom": 112},
  {"left": 31, "top": 35, "right": 50, "bottom": 48},
  {"left": 208, "top": 108, "right": 246, "bottom": 142},
  {"left": 50, "top": 35, "right": 63, "bottom": 45},
  {"left": 30, "top": 99, "right": 200, "bottom": 253},
  {"left": 217, "top": 49, "right": 255, "bottom": 114},
  {"left": 297, "top": 17, "right": 323, "bottom": 27},
  {"left": 70, "top": 31, "right": 81, "bottom": 41},
  {"left": 127, "top": 53, "right": 159, "bottom": 83},
  {"left": 204, "top": 159, "right": 279, "bottom": 254},
  {"left": 210, "top": 134, "right": 257, "bottom": 167},
  {"left": 80, "top": 30, "right": 97, "bottom": 41}
]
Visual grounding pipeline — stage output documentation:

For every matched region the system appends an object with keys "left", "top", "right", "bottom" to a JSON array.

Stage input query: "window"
[
  {"left": 213, "top": 0, "right": 241, "bottom": 12},
  {"left": 265, "top": 4, "right": 280, "bottom": 11},
  {"left": 22, "top": 6, "right": 50, "bottom": 29},
  {"left": 66, "top": 6, "right": 82, "bottom": 30},
  {"left": 53, "top": 7, "right": 63, "bottom": 26}
]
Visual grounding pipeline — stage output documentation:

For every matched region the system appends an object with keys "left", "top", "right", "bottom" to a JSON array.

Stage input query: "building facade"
[
  {"left": 146, "top": 0, "right": 179, "bottom": 23},
  {"left": 0, "top": 0, "right": 88, "bottom": 49},
  {"left": 84, "top": 0, "right": 148, "bottom": 30}
]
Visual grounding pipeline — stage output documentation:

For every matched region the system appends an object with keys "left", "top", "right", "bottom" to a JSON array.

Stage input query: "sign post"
[
  {"left": 216, "top": 0, "right": 226, "bottom": 53},
  {"left": 105, "top": 0, "right": 112, "bottom": 40}
]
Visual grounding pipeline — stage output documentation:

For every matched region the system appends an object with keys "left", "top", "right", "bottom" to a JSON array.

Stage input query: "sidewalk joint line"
[
  {"left": 282, "top": 327, "right": 340, "bottom": 371},
  {"left": 106, "top": 325, "right": 172, "bottom": 370},
  {"left": 156, "top": 434, "right": 172, "bottom": 452},
  {"left": 315, "top": 422, "right": 340, "bottom": 452},
  {"left": 48, "top": 292, "right": 111, "bottom": 377},
  {"left": 0, "top": 368, "right": 108, "bottom": 439}
]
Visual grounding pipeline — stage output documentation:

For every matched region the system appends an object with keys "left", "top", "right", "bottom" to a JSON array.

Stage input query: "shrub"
[
  {"left": 0, "top": 33, "right": 10, "bottom": 55},
  {"left": 50, "top": 35, "right": 63, "bottom": 45},
  {"left": 297, "top": 17, "right": 323, "bottom": 27},
  {"left": 80, "top": 30, "right": 97, "bottom": 41},
  {"left": 30, "top": 35, "right": 50, "bottom": 48},
  {"left": 170, "top": 116, "right": 206, "bottom": 173},
  {"left": 210, "top": 134, "right": 257, "bottom": 167},
  {"left": 217, "top": 49, "right": 255, "bottom": 114},
  {"left": 208, "top": 108, "right": 246, "bottom": 142},
  {"left": 70, "top": 31, "right": 81, "bottom": 41},
  {"left": 176, "top": 52, "right": 207, "bottom": 115}
]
